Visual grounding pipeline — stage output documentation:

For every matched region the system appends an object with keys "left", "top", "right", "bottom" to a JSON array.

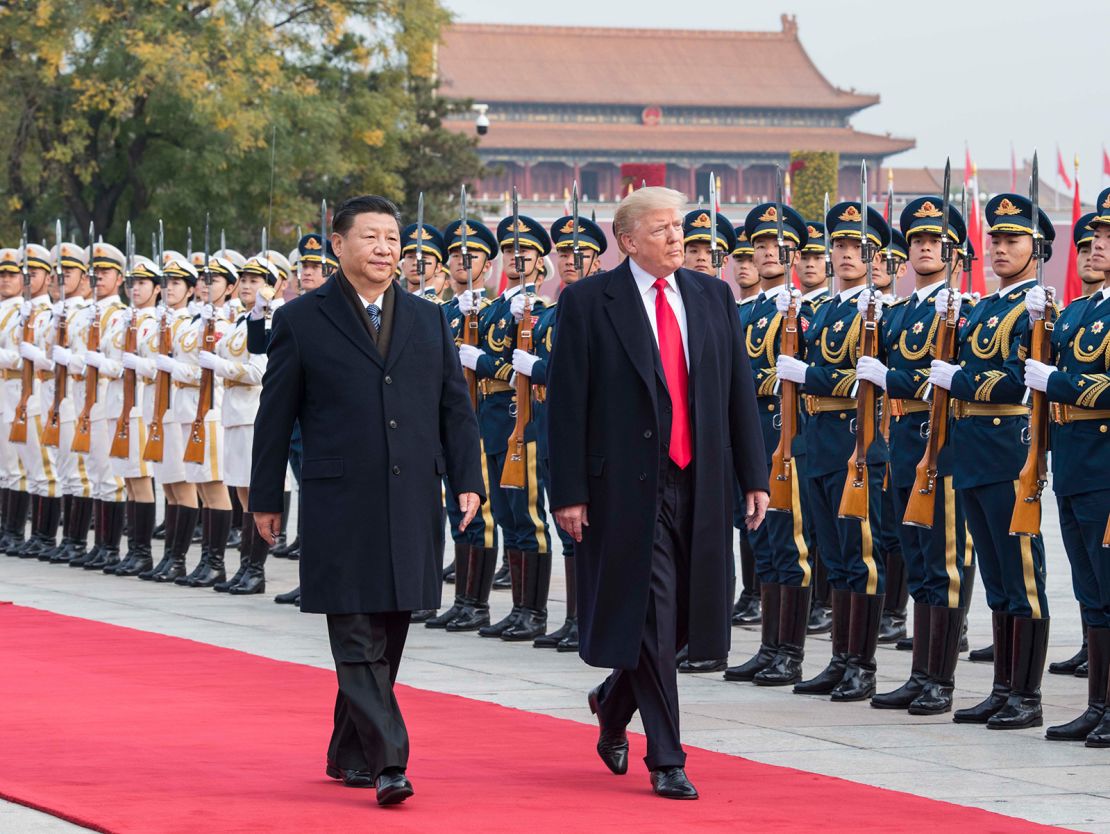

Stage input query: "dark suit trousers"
[
  {"left": 325, "top": 612, "right": 411, "bottom": 778},
  {"left": 595, "top": 461, "right": 691, "bottom": 770}
]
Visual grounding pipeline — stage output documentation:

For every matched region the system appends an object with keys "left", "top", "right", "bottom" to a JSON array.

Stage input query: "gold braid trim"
[
  {"left": 757, "top": 373, "right": 779, "bottom": 397},
  {"left": 832, "top": 371, "right": 857, "bottom": 397},
  {"left": 745, "top": 313, "right": 782, "bottom": 361},
  {"left": 1077, "top": 375, "right": 1110, "bottom": 408},
  {"left": 820, "top": 315, "right": 861, "bottom": 365},
  {"left": 974, "top": 370, "right": 1006, "bottom": 402},
  {"left": 1072, "top": 326, "right": 1110, "bottom": 367},
  {"left": 494, "top": 363, "right": 514, "bottom": 381},
  {"left": 897, "top": 313, "right": 940, "bottom": 361},
  {"left": 971, "top": 303, "right": 1024, "bottom": 360},
  {"left": 913, "top": 373, "right": 931, "bottom": 399}
]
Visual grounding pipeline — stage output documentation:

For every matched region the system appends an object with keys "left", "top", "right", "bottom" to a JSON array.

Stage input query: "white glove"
[
  {"left": 856, "top": 289, "right": 883, "bottom": 323},
  {"left": 776, "top": 355, "right": 808, "bottom": 384},
  {"left": 122, "top": 352, "right": 156, "bottom": 378},
  {"left": 118, "top": 306, "right": 134, "bottom": 326},
  {"left": 198, "top": 350, "right": 231, "bottom": 376},
  {"left": 1025, "top": 285, "right": 1047, "bottom": 321},
  {"left": 250, "top": 291, "right": 270, "bottom": 321},
  {"left": 200, "top": 303, "right": 216, "bottom": 322},
  {"left": 457, "top": 290, "right": 481, "bottom": 315},
  {"left": 187, "top": 300, "right": 200, "bottom": 316},
  {"left": 156, "top": 303, "right": 168, "bottom": 320},
  {"left": 512, "top": 349, "right": 540, "bottom": 377},
  {"left": 971, "top": 292, "right": 982, "bottom": 305},
  {"left": 935, "top": 288, "right": 963, "bottom": 320},
  {"left": 20, "top": 300, "right": 32, "bottom": 320},
  {"left": 0, "top": 348, "right": 18, "bottom": 367},
  {"left": 20, "top": 341, "right": 49, "bottom": 370},
  {"left": 775, "top": 288, "right": 801, "bottom": 315},
  {"left": 856, "top": 355, "right": 889, "bottom": 390},
  {"left": 85, "top": 350, "right": 104, "bottom": 369},
  {"left": 154, "top": 354, "right": 180, "bottom": 375},
  {"left": 928, "top": 360, "right": 960, "bottom": 390},
  {"left": 121, "top": 352, "right": 141, "bottom": 371},
  {"left": 52, "top": 301, "right": 64, "bottom": 317},
  {"left": 52, "top": 345, "right": 72, "bottom": 367},
  {"left": 510, "top": 294, "right": 528, "bottom": 322},
  {"left": 1024, "top": 358, "right": 1055, "bottom": 392},
  {"left": 458, "top": 344, "right": 482, "bottom": 370}
]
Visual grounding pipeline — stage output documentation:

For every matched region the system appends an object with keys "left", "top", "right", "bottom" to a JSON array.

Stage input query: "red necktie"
[{"left": 653, "top": 278, "right": 692, "bottom": 469}]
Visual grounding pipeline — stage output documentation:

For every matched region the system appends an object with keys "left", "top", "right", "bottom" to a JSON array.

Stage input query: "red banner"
[
  {"left": 619, "top": 163, "right": 666, "bottom": 195},
  {"left": 1064, "top": 172, "right": 1082, "bottom": 304}
]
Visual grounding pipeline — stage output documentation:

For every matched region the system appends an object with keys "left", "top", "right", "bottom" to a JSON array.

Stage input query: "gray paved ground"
[{"left": 2, "top": 484, "right": 1109, "bottom": 832}]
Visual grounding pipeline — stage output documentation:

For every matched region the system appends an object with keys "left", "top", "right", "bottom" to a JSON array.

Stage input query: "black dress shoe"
[
  {"left": 275, "top": 586, "right": 301, "bottom": 605},
  {"left": 968, "top": 643, "right": 994, "bottom": 662},
  {"left": 895, "top": 637, "right": 913, "bottom": 651},
  {"left": 731, "top": 594, "right": 761, "bottom": 626},
  {"left": 588, "top": 685, "right": 628, "bottom": 775},
  {"left": 678, "top": 658, "right": 726, "bottom": 674},
  {"left": 410, "top": 609, "right": 436, "bottom": 623},
  {"left": 807, "top": 602, "right": 833, "bottom": 635},
  {"left": 650, "top": 767, "right": 698, "bottom": 800},
  {"left": 325, "top": 762, "right": 375, "bottom": 788},
  {"left": 1076, "top": 661, "right": 1089, "bottom": 678},
  {"left": 1049, "top": 645, "right": 1088, "bottom": 676},
  {"left": 375, "top": 769, "right": 413, "bottom": 806}
]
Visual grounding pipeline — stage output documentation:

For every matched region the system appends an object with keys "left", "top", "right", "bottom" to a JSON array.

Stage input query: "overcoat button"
[
  {"left": 643, "top": 430, "right": 652, "bottom": 438},
  {"left": 392, "top": 466, "right": 401, "bottom": 475},
  {"left": 639, "top": 473, "right": 647, "bottom": 481},
  {"left": 389, "top": 420, "right": 398, "bottom": 429},
  {"left": 384, "top": 375, "right": 393, "bottom": 385}
]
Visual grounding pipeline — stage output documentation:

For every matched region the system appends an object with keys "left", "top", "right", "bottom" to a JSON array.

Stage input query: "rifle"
[
  {"left": 1010, "top": 151, "right": 1052, "bottom": 537},
  {"left": 571, "top": 181, "right": 583, "bottom": 279},
  {"left": 320, "top": 199, "right": 333, "bottom": 281},
  {"left": 9, "top": 223, "right": 34, "bottom": 443},
  {"left": 768, "top": 170, "right": 799, "bottom": 512},
  {"left": 1104, "top": 513, "right": 1110, "bottom": 548},
  {"left": 142, "top": 222, "right": 171, "bottom": 462},
  {"left": 183, "top": 216, "right": 214, "bottom": 464},
  {"left": 41, "top": 220, "right": 67, "bottom": 448},
  {"left": 110, "top": 223, "right": 136, "bottom": 459},
  {"left": 824, "top": 192, "right": 835, "bottom": 294},
  {"left": 501, "top": 187, "right": 532, "bottom": 490},
  {"left": 904, "top": 160, "right": 955, "bottom": 528},
  {"left": 709, "top": 172, "right": 724, "bottom": 278},
  {"left": 72, "top": 222, "right": 100, "bottom": 453},
  {"left": 459, "top": 184, "right": 479, "bottom": 409},
  {"left": 839, "top": 163, "right": 879, "bottom": 520},
  {"left": 416, "top": 192, "right": 427, "bottom": 296}
]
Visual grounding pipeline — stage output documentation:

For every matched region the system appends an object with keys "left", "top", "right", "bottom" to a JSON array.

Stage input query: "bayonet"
[
  {"left": 186, "top": 227, "right": 192, "bottom": 260},
  {"left": 320, "top": 198, "right": 331, "bottom": 279},
  {"left": 20, "top": 221, "right": 29, "bottom": 305},
  {"left": 885, "top": 177, "right": 897, "bottom": 284},
  {"left": 824, "top": 191, "right": 834, "bottom": 294},
  {"left": 709, "top": 171, "right": 722, "bottom": 275},
  {"left": 1030, "top": 151, "right": 1045, "bottom": 285},
  {"left": 572, "top": 181, "right": 583, "bottom": 278},
  {"left": 416, "top": 192, "right": 427, "bottom": 295},
  {"left": 55, "top": 219, "right": 65, "bottom": 306},
  {"left": 939, "top": 159, "right": 953, "bottom": 294},
  {"left": 203, "top": 214, "right": 211, "bottom": 290},
  {"left": 460, "top": 184, "right": 473, "bottom": 294},
  {"left": 125, "top": 221, "right": 134, "bottom": 307},
  {"left": 511, "top": 186, "right": 524, "bottom": 278},
  {"left": 861, "top": 162, "right": 874, "bottom": 290}
]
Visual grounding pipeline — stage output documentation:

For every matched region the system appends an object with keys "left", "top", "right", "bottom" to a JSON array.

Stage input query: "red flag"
[
  {"left": 1103, "top": 145, "right": 1110, "bottom": 178},
  {"left": 1057, "top": 147, "right": 1073, "bottom": 190},
  {"left": 964, "top": 154, "right": 986, "bottom": 295},
  {"left": 496, "top": 268, "right": 508, "bottom": 295},
  {"left": 1064, "top": 163, "right": 1082, "bottom": 304}
]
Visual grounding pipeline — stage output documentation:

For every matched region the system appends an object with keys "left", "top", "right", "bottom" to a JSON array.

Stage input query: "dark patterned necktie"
[{"left": 366, "top": 304, "right": 381, "bottom": 334}]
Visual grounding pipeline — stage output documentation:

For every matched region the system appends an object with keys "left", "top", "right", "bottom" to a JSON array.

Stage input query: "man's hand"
[
  {"left": 458, "top": 343, "right": 482, "bottom": 370},
  {"left": 456, "top": 492, "right": 481, "bottom": 531},
  {"left": 928, "top": 360, "right": 960, "bottom": 391},
  {"left": 1024, "top": 358, "right": 1055, "bottom": 392},
  {"left": 776, "top": 355, "right": 808, "bottom": 385},
  {"left": 554, "top": 504, "right": 589, "bottom": 543},
  {"left": 254, "top": 512, "right": 283, "bottom": 546},
  {"left": 744, "top": 490, "right": 769, "bottom": 531},
  {"left": 512, "top": 348, "right": 539, "bottom": 377}
]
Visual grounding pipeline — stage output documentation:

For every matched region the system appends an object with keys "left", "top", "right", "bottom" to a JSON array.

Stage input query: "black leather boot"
[
  {"left": 725, "top": 582, "right": 780, "bottom": 681},
  {"left": 229, "top": 519, "right": 268, "bottom": 594},
  {"left": 988, "top": 616, "right": 1049, "bottom": 729},
  {"left": 87, "top": 501, "right": 124, "bottom": 571},
  {"left": 1049, "top": 615, "right": 1088, "bottom": 676},
  {"left": 1047, "top": 626, "right": 1108, "bottom": 741},
  {"left": 795, "top": 587, "right": 851, "bottom": 694},
  {"left": 1084, "top": 631, "right": 1110, "bottom": 746},
  {"left": 909, "top": 605, "right": 966, "bottom": 715},
  {"left": 117, "top": 502, "right": 156, "bottom": 577},
  {"left": 32, "top": 495, "right": 62, "bottom": 561},
  {"left": 807, "top": 552, "right": 833, "bottom": 634},
  {"left": 64, "top": 497, "right": 96, "bottom": 566},
  {"left": 878, "top": 549, "right": 908, "bottom": 643},
  {"left": 954, "top": 610, "right": 1013, "bottom": 723},
  {"left": 425, "top": 543, "right": 472, "bottom": 629},
  {"left": 832, "top": 592, "right": 885, "bottom": 701},
  {"left": 141, "top": 504, "right": 178, "bottom": 580},
  {"left": 215, "top": 511, "right": 250, "bottom": 591},
  {"left": 536, "top": 555, "right": 577, "bottom": 648},
  {"left": 0, "top": 487, "right": 10, "bottom": 551},
  {"left": 108, "top": 501, "right": 138, "bottom": 574},
  {"left": 4, "top": 490, "right": 31, "bottom": 556},
  {"left": 155, "top": 504, "right": 197, "bottom": 583},
  {"left": 872, "top": 601, "right": 930, "bottom": 709},
  {"left": 480, "top": 549, "right": 524, "bottom": 636},
  {"left": 502, "top": 551, "right": 551, "bottom": 641},
  {"left": 447, "top": 546, "right": 495, "bottom": 631},
  {"left": 189, "top": 508, "right": 230, "bottom": 587},
  {"left": 492, "top": 550, "right": 512, "bottom": 589},
  {"left": 731, "top": 535, "right": 761, "bottom": 625},
  {"left": 22, "top": 495, "right": 53, "bottom": 560},
  {"left": 755, "top": 584, "right": 812, "bottom": 686},
  {"left": 274, "top": 586, "right": 301, "bottom": 605},
  {"left": 176, "top": 507, "right": 212, "bottom": 584}
]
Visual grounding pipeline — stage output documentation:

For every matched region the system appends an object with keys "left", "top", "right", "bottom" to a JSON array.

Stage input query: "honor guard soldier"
[
  {"left": 928, "top": 192, "right": 1052, "bottom": 730},
  {"left": 798, "top": 222, "right": 832, "bottom": 304},
  {"left": 732, "top": 228, "right": 761, "bottom": 328},
  {"left": 432, "top": 218, "right": 498, "bottom": 632},
  {"left": 7, "top": 245, "right": 64, "bottom": 559},
  {"left": 776, "top": 198, "right": 891, "bottom": 702},
  {"left": 859, "top": 195, "right": 970, "bottom": 714},
  {"left": 400, "top": 223, "right": 447, "bottom": 301},
  {"left": 1027, "top": 192, "right": 1110, "bottom": 744},
  {"left": 724, "top": 203, "right": 814, "bottom": 686},
  {"left": 103, "top": 255, "right": 162, "bottom": 576},
  {"left": 456, "top": 214, "right": 554, "bottom": 642},
  {"left": 44, "top": 241, "right": 94, "bottom": 564},
  {"left": 682, "top": 208, "right": 736, "bottom": 276},
  {"left": 0, "top": 247, "right": 29, "bottom": 553},
  {"left": 514, "top": 213, "right": 608, "bottom": 652}
]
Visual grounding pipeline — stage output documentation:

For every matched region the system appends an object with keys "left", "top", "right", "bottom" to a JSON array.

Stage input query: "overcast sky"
[{"left": 446, "top": 0, "right": 1109, "bottom": 202}]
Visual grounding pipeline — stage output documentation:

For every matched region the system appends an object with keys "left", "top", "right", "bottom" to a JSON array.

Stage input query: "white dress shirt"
[
  {"left": 914, "top": 278, "right": 947, "bottom": 304},
  {"left": 629, "top": 257, "right": 689, "bottom": 369},
  {"left": 356, "top": 290, "right": 386, "bottom": 311}
]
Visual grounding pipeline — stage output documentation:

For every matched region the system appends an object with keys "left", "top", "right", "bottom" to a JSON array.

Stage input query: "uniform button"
[
  {"left": 1101, "top": 425, "right": 1108, "bottom": 434},
  {"left": 643, "top": 429, "right": 652, "bottom": 438},
  {"left": 384, "top": 375, "right": 393, "bottom": 385},
  {"left": 992, "top": 418, "right": 1001, "bottom": 426},
  {"left": 639, "top": 473, "right": 647, "bottom": 481},
  {"left": 960, "top": 361, "right": 967, "bottom": 367},
  {"left": 392, "top": 466, "right": 401, "bottom": 475},
  {"left": 767, "top": 403, "right": 775, "bottom": 412},
  {"left": 389, "top": 419, "right": 398, "bottom": 429},
  {"left": 839, "top": 412, "right": 846, "bottom": 420}
]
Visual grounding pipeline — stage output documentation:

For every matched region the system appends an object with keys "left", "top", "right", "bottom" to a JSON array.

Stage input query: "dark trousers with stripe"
[
  {"left": 1058, "top": 488, "right": 1110, "bottom": 628},
  {"left": 807, "top": 466, "right": 886, "bottom": 595},
  {"left": 960, "top": 480, "right": 1048, "bottom": 619},
  {"left": 752, "top": 470, "right": 811, "bottom": 587},
  {"left": 486, "top": 443, "right": 551, "bottom": 554},
  {"left": 892, "top": 476, "right": 965, "bottom": 608}
]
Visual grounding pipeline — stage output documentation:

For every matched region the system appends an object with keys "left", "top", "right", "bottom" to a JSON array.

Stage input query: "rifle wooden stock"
[
  {"left": 71, "top": 307, "right": 100, "bottom": 454},
  {"left": 1010, "top": 312, "right": 1054, "bottom": 537},
  {"left": 464, "top": 310, "right": 479, "bottom": 410},
  {"left": 110, "top": 314, "right": 139, "bottom": 459},
  {"left": 768, "top": 297, "right": 800, "bottom": 512},
  {"left": 8, "top": 316, "right": 35, "bottom": 443},
  {"left": 501, "top": 298, "right": 535, "bottom": 490},
  {"left": 41, "top": 314, "right": 68, "bottom": 448},
  {"left": 1103, "top": 512, "right": 1110, "bottom": 549},
  {"left": 142, "top": 314, "right": 173, "bottom": 462},
  {"left": 182, "top": 317, "right": 216, "bottom": 465},
  {"left": 838, "top": 303, "right": 879, "bottom": 521}
]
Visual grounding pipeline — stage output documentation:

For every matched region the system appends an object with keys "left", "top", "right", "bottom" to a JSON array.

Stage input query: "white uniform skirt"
[
  {"left": 151, "top": 420, "right": 187, "bottom": 484},
  {"left": 108, "top": 415, "right": 152, "bottom": 480},
  {"left": 181, "top": 416, "right": 223, "bottom": 485},
  {"left": 222, "top": 424, "right": 254, "bottom": 488}
]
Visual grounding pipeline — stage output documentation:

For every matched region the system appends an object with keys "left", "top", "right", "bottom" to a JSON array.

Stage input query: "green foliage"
[
  {"left": 790, "top": 150, "right": 839, "bottom": 222},
  {"left": 0, "top": 0, "right": 480, "bottom": 253}
]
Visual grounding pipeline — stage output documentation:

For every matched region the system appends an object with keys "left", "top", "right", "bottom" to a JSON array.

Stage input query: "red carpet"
[{"left": 0, "top": 604, "right": 1063, "bottom": 833}]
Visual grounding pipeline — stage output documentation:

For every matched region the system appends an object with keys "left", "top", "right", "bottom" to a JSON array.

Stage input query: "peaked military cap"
[
  {"left": 0, "top": 247, "right": 20, "bottom": 273},
  {"left": 801, "top": 220, "right": 827, "bottom": 254},
  {"left": 297, "top": 233, "right": 338, "bottom": 267},
  {"left": 90, "top": 242, "right": 126, "bottom": 272},
  {"left": 731, "top": 226, "right": 754, "bottom": 256},
  {"left": 985, "top": 193, "right": 1055, "bottom": 261},
  {"left": 443, "top": 219, "right": 497, "bottom": 258},
  {"left": 743, "top": 203, "right": 809, "bottom": 249},
  {"left": 496, "top": 215, "right": 552, "bottom": 256},
  {"left": 401, "top": 223, "right": 446, "bottom": 262},
  {"left": 51, "top": 242, "right": 89, "bottom": 272},
  {"left": 550, "top": 215, "right": 608, "bottom": 254},
  {"left": 885, "top": 230, "right": 909, "bottom": 262},
  {"left": 825, "top": 201, "right": 891, "bottom": 249},
  {"left": 128, "top": 255, "right": 161, "bottom": 281},
  {"left": 1092, "top": 187, "right": 1110, "bottom": 227},
  {"left": 899, "top": 197, "right": 966, "bottom": 245},
  {"left": 683, "top": 210, "right": 737, "bottom": 253},
  {"left": 1074, "top": 212, "right": 1097, "bottom": 249},
  {"left": 162, "top": 250, "right": 199, "bottom": 284},
  {"left": 24, "top": 244, "right": 52, "bottom": 272}
]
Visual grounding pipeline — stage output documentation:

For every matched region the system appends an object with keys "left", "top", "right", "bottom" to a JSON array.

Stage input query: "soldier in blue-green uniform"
[
  {"left": 512, "top": 214, "right": 607, "bottom": 653},
  {"left": 432, "top": 219, "right": 499, "bottom": 632},
  {"left": 1029, "top": 195, "right": 1110, "bottom": 744},
  {"left": 722, "top": 203, "right": 817, "bottom": 687},
  {"left": 857, "top": 197, "right": 970, "bottom": 715},
  {"left": 399, "top": 222, "right": 447, "bottom": 302},
  {"left": 456, "top": 215, "right": 554, "bottom": 642},
  {"left": 797, "top": 221, "right": 834, "bottom": 635},
  {"left": 776, "top": 201, "right": 890, "bottom": 702},
  {"left": 928, "top": 193, "right": 1052, "bottom": 730}
]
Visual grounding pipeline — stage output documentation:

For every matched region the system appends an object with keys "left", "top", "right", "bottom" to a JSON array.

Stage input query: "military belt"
[
  {"left": 36, "top": 370, "right": 51, "bottom": 382},
  {"left": 804, "top": 395, "right": 857, "bottom": 415},
  {"left": 952, "top": 402, "right": 1030, "bottom": 420},
  {"left": 222, "top": 379, "right": 255, "bottom": 390},
  {"left": 173, "top": 380, "right": 199, "bottom": 390},
  {"left": 2, "top": 369, "right": 21, "bottom": 381},
  {"left": 1050, "top": 404, "right": 1110, "bottom": 425},
  {"left": 71, "top": 372, "right": 85, "bottom": 383},
  {"left": 479, "top": 379, "right": 513, "bottom": 396},
  {"left": 889, "top": 398, "right": 929, "bottom": 417}
]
